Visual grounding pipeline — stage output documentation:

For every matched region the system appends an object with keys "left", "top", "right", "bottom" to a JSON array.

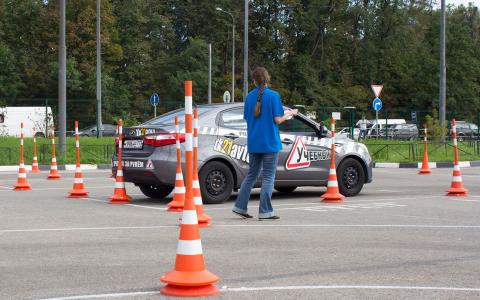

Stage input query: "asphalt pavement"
[{"left": 1, "top": 167, "right": 480, "bottom": 300}]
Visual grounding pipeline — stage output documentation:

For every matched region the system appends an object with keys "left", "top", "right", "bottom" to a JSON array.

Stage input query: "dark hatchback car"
[
  {"left": 454, "top": 121, "right": 479, "bottom": 141},
  {"left": 78, "top": 124, "right": 117, "bottom": 137},
  {"left": 112, "top": 103, "right": 373, "bottom": 204},
  {"left": 382, "top": 124, "right": 419, "bottom": 140}
]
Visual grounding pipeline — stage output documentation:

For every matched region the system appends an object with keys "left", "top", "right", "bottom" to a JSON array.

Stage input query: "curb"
[{"left": 374, "top": 160, "right": 480, "bottom": 168}]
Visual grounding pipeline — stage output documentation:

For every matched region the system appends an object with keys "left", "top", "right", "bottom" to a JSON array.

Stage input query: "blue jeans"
[{"left": 233, "top": 152, "right": 279, "bottom": 218}]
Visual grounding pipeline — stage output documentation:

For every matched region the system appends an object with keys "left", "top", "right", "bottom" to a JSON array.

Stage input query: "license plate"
[{"left": 123, "top": 140, "right": 143, "bottom": 149}]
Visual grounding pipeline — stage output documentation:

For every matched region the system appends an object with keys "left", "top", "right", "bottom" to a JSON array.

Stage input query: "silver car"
[{"left": 113, "top": 103, "right": 373, "bottom": 204}]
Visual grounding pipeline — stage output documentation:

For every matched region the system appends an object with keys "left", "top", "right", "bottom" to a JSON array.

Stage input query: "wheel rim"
[
  {"left": 342, "top": 166, "right": 359, "bottom": 190},
  {"left": 205, "top": 170, "right": 227, "bottom": 196}
]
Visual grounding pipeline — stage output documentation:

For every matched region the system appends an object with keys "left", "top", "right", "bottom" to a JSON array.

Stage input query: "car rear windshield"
[{"left": 142, "top": 107, "right": 212, "bottom": 126}]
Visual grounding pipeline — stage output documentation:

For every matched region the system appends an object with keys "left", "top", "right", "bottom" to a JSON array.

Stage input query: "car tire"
[
  {"left": 337, "top": 158, "right": 365, "bottom": 197},
  {"left": 457, "top": 134, "right": 465, "bottom": 142},
  {"left": 138, "top": 184, "right": 173, "bottom": 200},
  {"left": 274, "top": 186, "right": 297, "bottom": 193},
  {"left": 199, "top": 161, "right": 234, "bottom": 204}
]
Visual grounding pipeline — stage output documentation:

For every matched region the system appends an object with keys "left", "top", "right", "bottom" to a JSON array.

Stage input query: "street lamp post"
[
  {"left": 216, "top": 7, "right": 235, "bottom": 103},
  {"left": 243, "top": 0, "right": 248, "bottom": 101}
]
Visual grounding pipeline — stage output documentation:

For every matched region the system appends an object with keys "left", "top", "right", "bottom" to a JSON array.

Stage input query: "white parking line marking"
[
  {"left": 125, "top": 204, "right": 167, "bottom": 211},
  {"left": 0, "top": 186, "right": 113, "bottom": 192},
  {"left": 35, "top": 284, "right": 480, "bottom": 299},
  {"left": 4, "top": 224, "right": 480, "bottom": 234},
  {"left": 279, "top": 202, "right": 407, "bottom": 212}
]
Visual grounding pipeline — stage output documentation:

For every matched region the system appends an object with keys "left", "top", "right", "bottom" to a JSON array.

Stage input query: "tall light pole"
[
  {"left": 58, "top": 0, "right": 67, "bottom": 154},
  {"left": 243, "top": 0, "right": 248, "bottom": 101},
  {"left": 208, "top": 43, "right": 212, "bottom": 104},
  {"left": 439, "top": 0, "right": 446, "bottom": 142},
  {"left": 216, "top": 7, "right": 235, "bottom": 103},
  {"left": 96, "top": 0, "right": 103, "bottom": 137}
]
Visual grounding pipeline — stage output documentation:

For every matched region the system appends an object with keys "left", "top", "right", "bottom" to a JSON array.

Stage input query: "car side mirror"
[{"left": 318, "top": 124, "right": 326, "bottom": 138}]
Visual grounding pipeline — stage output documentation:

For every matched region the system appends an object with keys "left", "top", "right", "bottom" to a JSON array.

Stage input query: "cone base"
[
  {"left": 198, "top": 221, "right": 211, "bottom": 228},
  {"left": 321, "top": 192, "right": 344, "bottom": 203},
  {"left": 418, "top": 169, "right": 431, "bottom": 174},
  {"left": 13, "top": 184, "right": 32, "bottom": 191},
  {"left": 446, "top": 187, "right": 468, "bottom": 197},
  {"left": 109, "top": 193, "right": 131, "bottom": 204},
  {"left": 160, "top": 284, "right": 219, "bottom": 297},
  {"left": 198, "top": 213, "right": 212, "bottom": 222},
  {"left": 47, "top": 174, "right": 61, "bottom": 180},
  {"left": 167, "top": 199, "right": 185, "bottom": 212},
  {"left": 161, "top": 269, "right": 219, "bottom": 287},
  {"left": 68, "top": 190, "right": 89, "bottom": 198}
]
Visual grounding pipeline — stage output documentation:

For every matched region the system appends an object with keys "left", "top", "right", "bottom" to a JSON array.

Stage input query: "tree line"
[{"left": 0, "top": 0, "right": 479, "bottom": 127}]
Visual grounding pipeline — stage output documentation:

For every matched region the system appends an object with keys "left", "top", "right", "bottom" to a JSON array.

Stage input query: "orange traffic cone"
[
  {"left": 31, "top": 127, "right": 40, "bottom": 173},
  {"left": 321, "top": 117, "right": 344, "bottom": 203},
  {"left": 418, "top": 125, "right": 431, "bottom": 174},
  {"left": 68, "top": 121, "right": 89, "bottom": 198},
  {"left": 167, "top": 115, "right": 185, "bottom": 212},
  {"left": 13, "top": 122, "right": 32, "bottom": 191},
  {"left": 193, "top": 107, "right": 212, "bottom": 227},
  {"left": 110, "top": 119, "right": 131, "bottom": 204},
  {"left": 447, "top": 119, "right": 468, "bottom": 196},
  {"left": 160, "top": 80, "right": 219, "bottom": 297},
  {"left": 47, "top": 127, "right": 61, "bottom": 180}
]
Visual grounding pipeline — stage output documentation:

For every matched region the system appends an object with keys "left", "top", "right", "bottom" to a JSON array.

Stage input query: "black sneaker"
[
  {"left": 258, "top": 215, "right": 280, "bottom": 220},
  {"left": 232, "top": 210, "right": 253, "bottom": 219}
]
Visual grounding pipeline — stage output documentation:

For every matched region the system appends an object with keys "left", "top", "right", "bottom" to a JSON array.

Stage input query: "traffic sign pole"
[{"left": 150, "top": 93, "right": 160, "bottom": 118}]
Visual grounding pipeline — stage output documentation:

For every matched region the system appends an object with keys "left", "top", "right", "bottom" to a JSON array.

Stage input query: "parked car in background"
[
  {"left": 454, "top": 121, "right": 479, "bottom": 141},
  {"left": 381, "top": 123, "right": 419, "bottom": 140},
  {"left": 367, "top": 119, "right": 406, "bottom": 138},
  {"left": 78, "top": 124, "right": 117, "bottom": 137}
]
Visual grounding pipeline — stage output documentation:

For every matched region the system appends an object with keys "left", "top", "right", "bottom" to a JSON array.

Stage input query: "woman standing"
[{"left": 232, "top": 67, "right": 297, "bottom": 220}]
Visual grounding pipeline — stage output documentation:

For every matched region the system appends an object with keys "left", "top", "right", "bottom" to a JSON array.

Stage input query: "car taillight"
[{"left": 144, "top": 133, "right": 185, "bottom": 147}]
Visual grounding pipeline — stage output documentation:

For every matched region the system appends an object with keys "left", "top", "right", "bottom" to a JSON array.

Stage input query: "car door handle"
[
  {"left": 224, "top": 133, "right": 239, "bottom": 139},
  {"left": 282, "top": 138, "right": 294, "bottom": 145}
]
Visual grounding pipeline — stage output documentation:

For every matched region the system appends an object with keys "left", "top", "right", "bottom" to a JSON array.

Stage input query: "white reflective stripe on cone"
[
  {"left": 76, "top": 141, "right": 79, "bottom": 147},
  {"left": 32, "top": 163, "right": 38, "bottom": 166},
  {"left": 193, "top": 180, "right": 200, "bottom": 188},
  {"left": 76, "top": 167, "right": 82, "bottom": 173},
  {"left": 176, "top": 173, "right": 183, "bottom": 180},
  {"left": 18, "top": 172, "right": 27, "bottom": 178},
  {"left": 21, "top": 140, "right": 24, "bottom": 146},
  {"left": 119, "top": 127, "right": 123, "bottom": 135},
  {"left": 184, "top": 97, "right": 193, "bottom": 113},
  {"left": 176, "top": 140, "right": 181, "bottom": 148},
  {"left": 115, "top": 182, "right": 125, "bottom": 189},
  {"left": 453, "top": 176, "right": 463, "bottom": 182},
  {"left": 52, "top": 157, "right": 57, "bottom": 163},
  {"left": 453, "top": 165, "right": 461, "bottom": 171},
  {"left": 75, "top": 128, "right": 79, "bottom": 135},
  {"left": 452, "top": 125, "right": 456, "bottom": 132},
  {"left": 181, "top": 210, "right": 198, "bottom": 225},
  {"left": 117, "top": 170, "right": 123, "bottom": 176},
  {"left": 74, "top": 178, "right": 84, "bottom": 184},
  {"left": 185, "top": 134, "right": 193, "bottom": 151},
  {"left": 177, "top": 239, "right": 203, "bottom": 255},
  {"left": 52, "top": 140, "right": 55, "bottom": 145},
  {"left": 20, "top": 163, "right": 25, "bottom": 168},
  {"left": 453, "top": 139, "right": 458, "bottom": 146},
  {"left": 194, "top": 136, "right": 198, "bottom": 147},
  {"left": 328, "top": 180, "right": 338, "bottom": 187},
  {"left": 175, "top": 186, "right": 186, "bottom": 193},
  {"left": 33, "top": 156, "right": 38, "bottom": 160},
  {"left": 118, "top": 143, "right": 122, "bottom": 149},
  {"left": 329, "top": 169, "right": 336, "bottom": 175},
  {"left": 194, "top": 196, "right": 202, "bottom": 205},
  {"left": 50, "top": 165, "right": 58, "bottom": 170}
]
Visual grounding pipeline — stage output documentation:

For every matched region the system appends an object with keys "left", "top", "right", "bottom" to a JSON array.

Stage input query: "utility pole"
[
  {"left": 439, "top": 0, "right": 446, "bottom": 142},
  {"left": 208, "top": 43, "right": 212, "bottom": 104},
  {"left": 215, "top": 7, "right": 236, "bottom": 102},
  {"left": 58, "top": 0, "right": 67, "bottom": 154},
  {"left": 243, "top": 0, "right": 248, "bottom": 101},
  {"left": 96, "top": 0, "right": 103, "bottom": 137}
]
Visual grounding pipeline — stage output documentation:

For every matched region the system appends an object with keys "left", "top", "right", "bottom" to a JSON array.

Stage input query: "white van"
[
  {"left": 367, "top": 119, "right": 406, "bottom": 137},
  {"left": 0, "top": 107, "right": 54, "bottom": 137}
]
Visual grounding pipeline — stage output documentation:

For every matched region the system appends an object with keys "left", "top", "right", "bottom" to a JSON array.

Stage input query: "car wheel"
[
  {"left": 274, "top": 186, "right": 297, "bottom": 193},
  {"left": 34, "top": 132, "right": 45, "bottom": 138},
  {"left": 338, "top": 158, "right": 365, "bottom": 197},
  {"left": 457, "top": 134, "right": 465, "bottom": 142},
  {"left": 138, "top": 184, "right": 173, "bottom": 199},
  {"left": 199, "top": 161, "right": 233, "bottom": 204}
]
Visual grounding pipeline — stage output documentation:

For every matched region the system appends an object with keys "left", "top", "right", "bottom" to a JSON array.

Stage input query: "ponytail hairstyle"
[{"left": 252, "top": 67, "right": 271, "bottom": 118}]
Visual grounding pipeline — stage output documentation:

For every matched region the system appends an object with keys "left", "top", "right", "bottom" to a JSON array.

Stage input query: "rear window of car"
[{"left": 142, "top": 107, "right": 212, "bottom": 126}]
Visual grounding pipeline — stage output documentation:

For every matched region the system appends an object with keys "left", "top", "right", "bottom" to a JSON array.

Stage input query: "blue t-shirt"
[{"left": 244, "top": 86, "right": 284, "bottom": 153}]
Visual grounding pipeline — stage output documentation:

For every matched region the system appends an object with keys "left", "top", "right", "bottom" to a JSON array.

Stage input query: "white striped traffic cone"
[
  {"left": 31, "top": 127, "right": 40, "bottom": 173},
  {"left": 13, "top": 122, "right": 32, "bottom": 191},
  {"left": 447, "top": 119, "right": 468, "bottom": 196},
  {"left": 321, "top": 117, "right": 344, "bottom": 203},
  {"left": 160, "top": 80, "right": 219, "bottom": 297},
  {"left": 193, "top": 107, "right": 211, "bottom": 227},
  {"left": 68, "top": 121, "right": 89, "bottom": 198},
  {"left": 418, "top": 126, "right": 431, "bottom": 174},
  {"left": 47, "top": 127, "right": 61, "bottom": 180},
  {"left": 167, "top": 115, "right": 185, "bottom": 212},
  {"left": 109, "top": 119, "right": 131, "bottom": 204}
]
